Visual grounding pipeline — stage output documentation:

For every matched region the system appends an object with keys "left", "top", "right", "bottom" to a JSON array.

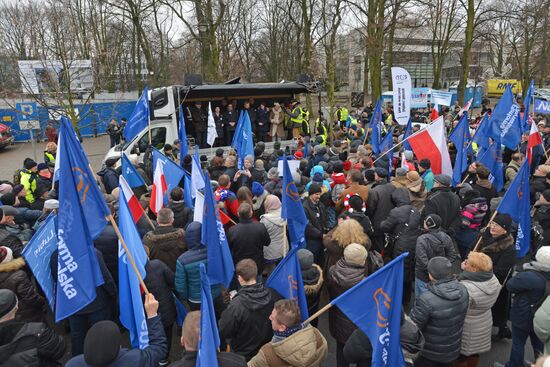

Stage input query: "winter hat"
[
  {"left": 333, "top": 161, "right": 344, "bottom": 173},
  {"left": 395, "top": 167, "right": 408, "bottom": 177},
  {"left": 333, "top": 140, "right": 342, "bottom": 148},
  {"left": 375, "top": 167, "right": 388, "bottom": 179},
  {"left": 427, "top": 256, "right": 452, "bottom": 280},
  {"left": 0, "top": 192, "right": 16, "bottom": 206},
  {"left": 83, "top": 320, "right": 121, "bottom": 366},
  {"left": 44, "top": 199, "right": 59, "bottom": 210},
  {"left": 0, "top": 183, "right": 12, "bottom": 196},
  {"left": 424, "top": 214, "right": 442, "bottom": 229},
  {"left": 343, "top": 161, "right": 352, "bottom": 171},
  {"left": 264, "top": 194, "right": 281, "bottom": 212},
  {"left": 12, "top": 184, "right": 24, "bottom": 195},
  {"left": 0, "top": 246, "right": 13, "bottom": 264},
  {"left": 345, "top": 194, "right": 366, "bottom": 213},
  {"left": 344, "top": 243, "right": 368, "bottom": 267},
  {"left": 37, "top": 163, "right": 49, "bottom": 172},
  {"left": 0, "top": 289, "right": 17, "bottom": 319},
  {"left": 364, "top": 169, "right": 375, "bottom": 183},
  {"left": 33, "top": 185, "right": 50, "bottom": 199},
  {"left": 314, "top": 144, "right": 323, "bottom": 155},
  {"left": 294, "top": 150, "right": 304, "bottom": 160},
  {"left": 542, "top": 189, "right": 550, "bottom": 203},
  {"left": 406, "top": 171, "right": 420, "bottom": 182},
  {"left": 312, "top": 172, "right": 324, "bottom": 183},
  {"left": 403, "top": 150, "right": 414, "bottom": 161},
  {"left": 215, "top": 148, "right": 224, "bottom": 157},
  {"left": 0, "top": 206, "right": 18, "bottom": 219},
  {"left": 251, "top": 182, "right": 264, "bottom": 197},
  {"left": 418, "top": 159, "right": 431, "bottom": 169},
  {"left": 308, "top": 183, "right": 322, "bottom": 196},
  {"left": 458, "top": 183, "right": 473, "bottom": 198},
  {"left": 493, "top": 213, "right": 512, "bottom": 232},
  {"left": 105, "top": 157, "right": 118, "bottom": 168},
  {"left": 24, "top": 159, "right": 37, "bottom": 170},
  {"left": 200, "top": 155, "right": 208, "bottom": 163},
  {"left": 535, "top": 247, "right": 550, "bottom": 268},
  {"left": 297, "top": 249, "right": 314, "bottom": 271},
  {"left": 434, "top": 174, "right": 451, "bottom": 187},
  {"left": 267, "top": 167, "right": 279, "bottom": 180}
]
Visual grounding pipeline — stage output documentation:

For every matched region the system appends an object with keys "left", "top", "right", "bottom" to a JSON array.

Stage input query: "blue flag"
[
  {"left": 403, "top": 118, "right": 412, "bottom": 151},
  {"left": 179, "top": 106, "right": 189, "bottom": 159},
  {"left": 332, "top": 253, "right": 407, "bottom": 367},
  {"left": 174, "top": 294, "right": 188, "bottom": 327},
  {"left": 281, "top": 157, "right": 308, "bottom": 248},
  {"left": 124, "top": 85, "right": 149, "bottom": 141},
  {"left": 497, "top": 160, "right": 531, "bottom": 257},
  {"left": 197, "top": 263, "right": 220, "bottom": 367},
  {"left": 22, "top": 213, "right": 57, "bottom": 310},
  {"left": 477, "top": 141, "right": 504, "bottom": 192},
  {"left": 56, "top": 117, "right": 109, "bottom": 321},
  {"left": 121, "top": 153, "right": 146, "bottom": 189},
  {"left": 201, "top": 171, "right": 234, "bottom": 287},
  {"left": 236, "top": 112, "right": 254, "bottom": 170},
  {"left": 153, "top": 148, "right": 185, "bottom": 204},
  {"left": 379, "top": 132, "right": 393, "bottom": 177},
  {"left": 265, "top": 247, "right": 308, "bottom": 321},
  {"left": 472, "top": 113, "right": 491, "bottom": 151},
  {"left": 370, "top": 99, "right": 383, "bottom": 155},
  {"left": 450, "top": 112, "right": 472, "bottom": 186},
  {"left": 488, "top": 85, "right": 522, "bottom": 150},
  {"left": 183, "top": 170, "right": 194, "bottom": 209},
  {"left": 231, "top": 111, "right": 244, "bottom": 148},
  {"left": 523, "top": 80, "right": 534, "bottom": 132},
  {"left": 303, "top": 136, "right": 309, "bottom": 158},
  {"left": 118, "top": 179, "right": 149, "bottom": 348}
]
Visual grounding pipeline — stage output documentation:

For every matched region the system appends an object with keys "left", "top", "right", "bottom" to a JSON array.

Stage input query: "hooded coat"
[
  {"left": 143, "top": 226, "right": 187, "bottom": 272},
  {"left": 415, "top": 229, "right": 459, "bottom": 282},
  {"left": 219, "top": 283, "right": 279, "bottom": 360},
  {"left": 260, "top": 209, "right": 286, "bottom": 261},
  {"left": 168, "top": 200, "right": 193, "bottom": 230},
  {"left": 410, "top": 278, "right": 469, "bottom": 363},
  {"left": 458, "top": 271, "right": 501, "bottom": 356}
]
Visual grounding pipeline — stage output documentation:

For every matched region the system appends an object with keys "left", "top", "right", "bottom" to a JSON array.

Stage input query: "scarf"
[
  {"left": 458, "top": 270, "right": 493, "bottom": 282},
  {"left": 272, "top": 323, "right": 305, "bottom": 343}
]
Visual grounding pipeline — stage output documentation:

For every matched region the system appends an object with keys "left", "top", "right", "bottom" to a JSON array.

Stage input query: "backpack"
[
  {"left": 528, "top": 270, "right": 550, "bottom": 316},
  {"left": 13, "top": 169, "right": 23, "bottom": 185},
  {"left": 331, "top": 183, "right": 346, "bottom": 204}
]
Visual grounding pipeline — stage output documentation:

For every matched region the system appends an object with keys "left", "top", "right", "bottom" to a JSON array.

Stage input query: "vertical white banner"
[{"left": 391, "top": 67, "right": 411, "bottom": 126}]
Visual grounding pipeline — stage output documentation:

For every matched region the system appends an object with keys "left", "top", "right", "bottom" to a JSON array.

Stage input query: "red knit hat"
[
  {"left": 343, "top": 161, "right": 352, "bottom": 171},
  {"left": 294, "top": 150, "right": 304, "bottom": 160}
]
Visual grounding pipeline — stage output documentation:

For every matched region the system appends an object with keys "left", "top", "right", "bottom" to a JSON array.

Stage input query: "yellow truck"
[{"left": 486, "top": 79, "right": 522, "bottom": 97}]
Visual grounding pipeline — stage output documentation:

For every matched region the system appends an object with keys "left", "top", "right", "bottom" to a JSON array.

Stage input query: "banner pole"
[
  {"left": 303, "top": 302, "right": 333, "bottom": 325},
  {"left": 282, "top": 222, "right": 288, "bottom": 257},
  {"left": 107, "top": 214, "right": 149, "bottom": 294}
]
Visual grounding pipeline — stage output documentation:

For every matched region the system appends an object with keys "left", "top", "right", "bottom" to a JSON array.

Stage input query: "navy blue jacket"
[
  {"left": 65, "top": 315, "right": 168, "bottom": 367},
  {"left": 507, "top": 265, "right": 550, "bottom": 331},
  {"left": 97, "top": 167, "right": 119, "bottom": 194}
]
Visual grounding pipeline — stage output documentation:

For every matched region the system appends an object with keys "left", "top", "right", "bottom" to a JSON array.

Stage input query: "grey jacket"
[
  {"left": 259, "top": 209, "right": 287, "bottom": 261},
  {"left": 415, "top": 229, "right": 459, "bottom": 282},
  {"left": 459, "top": 271, "right": 501, "bottom": 356}
]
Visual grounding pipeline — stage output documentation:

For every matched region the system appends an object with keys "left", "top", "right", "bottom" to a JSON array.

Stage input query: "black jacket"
[
  {"left": 228, "top": 219, "right": 270, "bottom": 275},
  {"left": 189, "top": 107, "right": 207, "bottom": 133},
  {"left": 410, "top": 278, "right": 469, "bottom": 363},
  {"left": 366, "top": 182, "right": 400, "bottom": 230},
  {"left": 479, "top": 231, "right": 516, "bottom": 283},
  {"left": 168, "top": 201, "right": 193, "bottom": 230},
  {"left": 144, "top": 260, "right": 176, "bottom": 329},
  {"left": 302, "top": 198, "right": 327, "bottom": 242},
  {"left": 219, "top": 283, "right": 279, "bottom": 360},
  {"left": 423, "top": 186, "right": 461, "bottom": 233},
  {"left": 94, "top": 224, "right": 119, "bottom": 286},
  {"left": 531, "top": 176, "right": 550, "bottom": 204},
  {"left": 169, "top": 351, "right": 246, "bottom": 367},
  {"left": 97, "top": 167, "right": 119, "bottom": 194},
  {"left": 0, "top": 320, "right": 66, "bottom": 367},
  {"left": 415, "top": 229, "right": 459, "bottom": 282},
  {"left": 534, "top": 204, "right": 550, "bottom": 247}
]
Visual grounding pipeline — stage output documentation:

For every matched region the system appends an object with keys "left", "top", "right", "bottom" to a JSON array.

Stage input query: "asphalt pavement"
[{"left": 0, "top": 136, "right": 535, "bottom": 366}]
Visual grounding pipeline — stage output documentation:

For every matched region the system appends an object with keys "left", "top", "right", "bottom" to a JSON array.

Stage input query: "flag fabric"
[
  {"left": 174, "top": 294, "right": 188, "bottom": 327},
  {"left": 118, "top": 179, "right": 149, "bottom": 348},
  {"left": 403, "top": 118, "right": 412, "bottom": 151},
  {"left": 497, "top": 160, "right": 531, "bottom": 257},
  {"left": 183, "top": 170, "right": 194, "bottom": 209},
  {"left": 193, "top": 191, "right": 205, "bottom": 224},
  {"left": 153, "top": 148, "right": 185, "bottom": 204},
  {"left": 477, "top": 141, "right": 504, "bottom": 192},
  {"left": 120, "top": 175, "right": 144, "bottom": 224},
  {"left": 219, "top": 209, "right": 232, "bottom": 225},
  {"left": 430, "top": 105, "right": 439, "bottom": 121},
  {"left": 53, "top": 133, "right": 61, "bottom": 182},
  {"left": 281, "top": 156, "right": 308, "bottom": 248},
  {"left": 231, "top": 111, "right": 244, "bottom": 148},
  {"left": 207, "top": 102, "right": 218, "bottom": 147},
  {"left": 201, "top": 171, "right": 235, "bottom": 287},
  {"left": 379, "top": 132, "right": 394, "bottom": 177},
  {"left": 150, "top": 158, "right": 167, "bottom": 215},
  {"left": 303, "top": 136, "right": 309, "bottom": 159},
  {"left": 179, "top": 106, "right": 189, "bottom": 159},
  {"left": 56, "top": 117, "right": 109, "bottom": 321},
  {"left": 527, "top": 119, "right": 543, "bottom": 165},
  {"left": 332, "top": 253, "right": 407, "bottom": 367},
  {"left": 124, "top": 85, "right": 149, "bottom": 141},
  {"left": 22, "top": 213, "right": 57, "bottom": 310},
  {"left": 407, "top": 116, "right": 453, "bottom": 176},
  {"left": 488, "top": 85, "right": 522, "bottom": 150},
  {"left": 450, "top": 112, "right": 472, "bottom": 186},
  {"left": 191, "top": 148, "right": 205, "bottom": 199},
  {"left": 197, "top": 263, "right": 220, "bottom": 367},
  {"left": 523, "top": 80, "right": 535, "bottom": 132},
  {"left": 121, "top": 153, "right": 146, "bottom": 189},
  {"left": 472, "top": 113, "right": 491, "bottom": 151},
  {"left": 458, "top": 98, "right": 473, "bottom": 117},
  {"left": 370, "top": 99, "right": 383, "bottom": 155},
  {"left": 236, "top": 112, "right": 254, "bottom": 169},
  {"left": 265, "top": 247, "right": 308, "bottom": 321}
]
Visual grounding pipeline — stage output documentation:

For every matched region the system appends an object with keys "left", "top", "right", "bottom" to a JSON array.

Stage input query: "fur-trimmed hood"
[
  {"left": 480, "top": 233, "right": 515, "bottom": 254},
  {"left": 304, "top": 264, "right": 324, "bottom": 296},
  {"left": 0, "top": 257, "right": 25, "bottom": 273}
]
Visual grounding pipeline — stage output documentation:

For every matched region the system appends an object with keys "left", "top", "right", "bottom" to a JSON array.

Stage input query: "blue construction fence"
[{"left": 0, "top": 100, "right": 137, "bottom": 142}]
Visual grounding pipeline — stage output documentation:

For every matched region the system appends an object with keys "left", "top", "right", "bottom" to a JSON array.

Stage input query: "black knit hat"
[
  {"left": 493, "top": 213, "right": 512, "bottom": 232},
  {"left": 0, "top": 289, "right": 17, "bottom": 319},
  {"left": 308, "top": 183, "right": 322, "bottom": 196},
  {"left": 83, "top": 321, "right": 121, "bottom": 366}
]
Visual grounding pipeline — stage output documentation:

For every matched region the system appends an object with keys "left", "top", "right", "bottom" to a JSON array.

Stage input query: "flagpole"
[
  {"left": 371, "top": 121, "right": 434, "bottom": 164},
  {"left": 303, "top": 302, "right": 333, "bottom": 325},
  {"left": 107, "top": 214, "right": 150, "bottom": 294},
  {"left": 141, "top": 206, "right": 156, "bottom": 230},
  {"left": 472, "top": 210, "right": 499, "bottom": 252},
  {"left": 282, "top": 222, "right": 288, "bottom": 257}
]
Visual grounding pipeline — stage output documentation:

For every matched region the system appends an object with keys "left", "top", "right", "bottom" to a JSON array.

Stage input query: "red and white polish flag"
[
  {"left": 407, "top": 116, "right": 453, "bottom": 176},
  {"left": 119, "top": 175, "right": 144, "bottom": 224},
  {"left": 527, "top": 118, "right": 543, "bottom": 164},
  {"left": 150, "top": 160, "right": 167, "bottom": 215}
]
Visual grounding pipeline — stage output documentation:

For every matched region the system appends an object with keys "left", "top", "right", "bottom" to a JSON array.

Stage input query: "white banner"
[
  {"left": 391, "top": 67, "right": 411, "bottom": 126},
  {"left": 430, "top": 90, "right": 453, "bottom": 106},
  {"left": 193, "top": 191, "right": 204, "bottom": 223}
]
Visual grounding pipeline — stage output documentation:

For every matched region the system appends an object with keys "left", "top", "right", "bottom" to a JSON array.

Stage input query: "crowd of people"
[{"left": 1, "top": 100, "right": 550, "bottom": 367}]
